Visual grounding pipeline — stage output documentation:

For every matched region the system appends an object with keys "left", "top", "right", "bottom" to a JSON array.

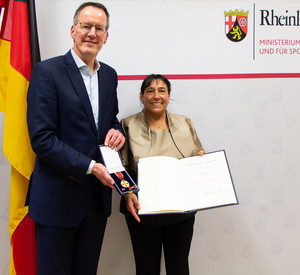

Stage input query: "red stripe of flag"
[
  {"left": 10, "top": 0, "right": 31, "bottom": 80},
  {"left": 12, "top": 215, "right": 37, "bottom": 274},
  {"left": 0, "top": 0, "right": 12, "bottom": 41}
]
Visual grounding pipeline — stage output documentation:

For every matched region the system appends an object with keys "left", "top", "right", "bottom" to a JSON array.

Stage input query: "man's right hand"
[{"left": 92, "top": 163, "right": 115, "bottom": 190}]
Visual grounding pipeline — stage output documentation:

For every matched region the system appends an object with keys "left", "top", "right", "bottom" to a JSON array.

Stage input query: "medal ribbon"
[{"left": 115, "top": 171, "right": 124, "bottom": 180}]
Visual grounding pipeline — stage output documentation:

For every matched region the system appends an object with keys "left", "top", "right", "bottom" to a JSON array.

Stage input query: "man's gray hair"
[{"left": 73, "top": 2, "right": 110, "bottom": 30}]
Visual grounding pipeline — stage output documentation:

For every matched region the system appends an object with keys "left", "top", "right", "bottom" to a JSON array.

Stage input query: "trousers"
[
  {"left": 126, "top": 213, "right": 195, "bottom": 275},
  {"left": 35, "top": 187, "right": 107, "bottom": 275}
]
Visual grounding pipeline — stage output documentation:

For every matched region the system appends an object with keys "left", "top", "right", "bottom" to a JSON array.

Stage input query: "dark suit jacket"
[{"left": 27, "top": 50, "right": 122, "bottom": 228}]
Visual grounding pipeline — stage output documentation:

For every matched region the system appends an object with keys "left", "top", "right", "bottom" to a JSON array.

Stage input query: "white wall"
[
  {"left": 0, "top": 113, "right": 11, "bottom": 274},
  {"left": 1, "top": 0, "right": 300, "bottom": 274}
]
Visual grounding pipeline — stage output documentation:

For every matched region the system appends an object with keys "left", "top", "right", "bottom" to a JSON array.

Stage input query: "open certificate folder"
[{"left": 137, "top": 150, "right": 238, "bottom": 214}]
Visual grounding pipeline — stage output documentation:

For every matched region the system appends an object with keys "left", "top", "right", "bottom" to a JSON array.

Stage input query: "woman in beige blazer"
[{"left": 120, "top": 74, "right": 205, "bottom": 275}]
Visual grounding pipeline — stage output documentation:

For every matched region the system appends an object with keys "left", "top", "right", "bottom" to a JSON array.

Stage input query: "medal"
[
  {"left": 121, "top": 180, "right": 130, "bottom": 188},
  {"left": 115, "top": 171, "right": 137, "bottom": 192},
  {"left": 115, "top": 172, "right": 130, "bottom": 188}
]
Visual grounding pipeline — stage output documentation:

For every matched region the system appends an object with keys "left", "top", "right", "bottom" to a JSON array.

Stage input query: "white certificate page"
[
  {"left": 137, "top": 150, "right": 237, "bottom": 214},
  {"left": 180, "top": 151, "right": 237, "bottom": 211}
]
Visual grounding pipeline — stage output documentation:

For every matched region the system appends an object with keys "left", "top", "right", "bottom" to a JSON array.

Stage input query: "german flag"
[{"left": 0, "top": 0, "right": 40, "bottom": 274}]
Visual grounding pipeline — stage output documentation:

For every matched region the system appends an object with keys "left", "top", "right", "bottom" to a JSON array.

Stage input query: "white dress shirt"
[{"left": 71, "top": 49, "right": 99, "bottom": 174}]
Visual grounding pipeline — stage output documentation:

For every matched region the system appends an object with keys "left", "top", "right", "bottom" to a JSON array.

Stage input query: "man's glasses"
[{"left": 78, "top": 22, "right": 107, "bottom": 35}]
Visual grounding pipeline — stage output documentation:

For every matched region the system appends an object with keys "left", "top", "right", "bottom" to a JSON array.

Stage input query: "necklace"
[{"left": 146, "top": 111, "right": 169, "bottom": 130}]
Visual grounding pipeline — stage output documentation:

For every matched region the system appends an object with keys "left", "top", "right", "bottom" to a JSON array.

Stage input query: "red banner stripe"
[{"left": 118, "top": 73, "right": 300, "bottom": 81}]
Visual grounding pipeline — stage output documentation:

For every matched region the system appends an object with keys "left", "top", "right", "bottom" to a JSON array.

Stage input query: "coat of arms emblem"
[{"left": 225, "top": 9, "right": 249, "bottom": 42}]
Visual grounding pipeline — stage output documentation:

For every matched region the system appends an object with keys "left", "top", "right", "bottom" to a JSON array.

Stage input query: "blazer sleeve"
[{"left": 167, "top": 112, "right": 204, "bottom": 157}]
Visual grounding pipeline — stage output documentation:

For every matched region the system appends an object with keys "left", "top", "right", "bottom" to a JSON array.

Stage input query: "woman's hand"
[
  {"left": 198, "top": 149, "right": 206, "bottom": 156},
  {"left": 124, "top": 193, "right": 141, "bottom": 222}
]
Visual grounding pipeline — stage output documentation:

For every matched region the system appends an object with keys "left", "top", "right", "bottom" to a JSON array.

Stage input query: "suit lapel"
[
  {"left": 97, "top": 65, "right": 105, "bottom": 140},
  {"left": 64, "top": 51, "right": 97, "bottom": 135}
]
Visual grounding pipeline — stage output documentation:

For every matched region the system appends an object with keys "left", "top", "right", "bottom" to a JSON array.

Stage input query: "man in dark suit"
[{"left": 26, "top": 2, "right": 125, "bottom": 274}]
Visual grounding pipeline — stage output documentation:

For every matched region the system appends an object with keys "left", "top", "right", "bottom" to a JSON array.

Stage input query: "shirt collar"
[{"left": 71, "top": 49, "right": 100, "bottom": 73}]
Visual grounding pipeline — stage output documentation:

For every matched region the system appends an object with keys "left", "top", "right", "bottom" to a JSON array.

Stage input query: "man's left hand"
[{"left": 104, "top": 129, "right": 125, "bottom": 151}]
